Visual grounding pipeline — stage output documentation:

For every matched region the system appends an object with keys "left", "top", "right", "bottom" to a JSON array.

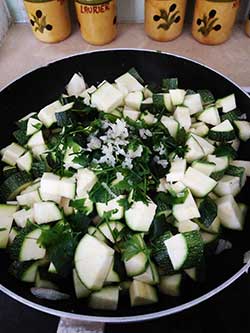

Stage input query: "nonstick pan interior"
[{"left": 0, "top": 49, "right": 250, "bottom": 322}]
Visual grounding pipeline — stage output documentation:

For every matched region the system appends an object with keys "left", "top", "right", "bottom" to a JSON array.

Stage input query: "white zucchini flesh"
[
  {"left": 163, "top": 93, "right": 174, "bottom": 112},
  {"left": 13, "top": 208, "right": 34, "bottom": 228},
  {"left": 0, "top": 204, "right": 18, "bottom": 248},
  {"left": 18, "top": 112, "right": 37, "bottom": 122},
  {"left": 190, "top": 123, "right": 209, "bottom": 137},
  {"left": 160, "top": 116, "right": 179, "bottom": 138},
  {"left": 183, "top": 94, "right": 203, "bottom": 115},
  {"left": 191, "top": 134, "right": 215, "bottom": 156},
  {"left": 115, "top": 72, "right": 144, "bottom": 92},
  {"left": 191, "top": 161, "right": 215, "bottom": 176},
  {"left": 26, "top": 117, "right": 42, "bottom": 136},
  {"left": 134, "top": 261, "right": 159, "bottom": 285},
  {"left": 33, "top": 202, "right": 62, "bottom": 224},
  {"left": 185, "top": 268, "right": 197, "bottom": 281},
  {"left": 129, "top": 280, "right": 158, "bottom": 307},
  {"left": 159, "top": 274, "right": 182, "bottom": 296},
  {"left": 8, "top": 227, "right": 18, "bottom": 245},
  {"left": 144, "top": 87, "right": 153, "bottom": 98},
  {"left": 76, "top": 168, "right": 97, "bottom": 198},
  {"left": 74, "top": 234, "right": 114, "bottom": 290},
  {"left": 174, "top": 106, "right": 191, "bottom": 130},
  {"left": 124, "top": 91, "right": 143, "bottom": 110},
  {"left": 39, "top": 101, "right": 73, "bottom": 128},
  {"left": 176, "top": 220, "right": 200, "bottom": 233},
  {"left": 98, "top": 221, "right": 124, "bottom": 243},
  {"left": 40, "top": 172, "right": 60, "bottom": 195},
  {"left": 157, "top": 177, "right": 169, "bottom": 192},
  {"left": 234, "top": 120, "right": 250, "bottom": 142},
  {"left": 207, "top": 155, "right": 229, "bottom": 172},
  {"left": 169, "top": 89, "right": 186, "bottom": 106},
  {"left": 21, "top": 180, "right": 40, "bottom": 194},
  {"left": 165, "top": 234, "right": 187, "bottom": 270},
  {"left": 124, "top": 252, "right": 148, "bottom": 277},
  {"left": 197, "top": 106, "right": 221, "bottom": 126},
  {"left": 88, "top": 226, "right": 106, "bottom": 242},
  {"left": 16, "top": 151, "right": 32, "bottom": 172},
  {"left": 105, "top": 259, "right": 120, "bottom": 283},
  {"left": 88, "top": 286, "right": 119, "bottom": 311},
  {"left": 231, "top": 138, "right": 240, "bottom": 151},
  {"left": 216, "top": 94, "right": 236, "bottom": 113},
  {"left": 185, "top": 135, "right": 205, "bottom": 163},
  {"left": 27, "top": 131, "right": 45, "bottom": 148},
  {"left": 166, "top": 158, "right": 186, "bottom": 182},
  {"left": 22, "top": 262, "right": 39, "bottom": 283},
  {"left": 182, "top": 167, "right": 217, "bottom": 198},
  {"left": 230, "top": 160, "right": 250, "bottom": 176},
  {"left": 20, "top": 228, "right": 46, "bottom": 261},
  {"left": 38, "top": 101, "right": 61, "bottom": 128},
  {"left": 91, "top": 82, "right": 123, "bottom": 113},
  {"left": 96, "top": 195, "right": 125, "bottom": 220},
  {"left": 32, "top": 144, "right": 48, "bottom": 159},
  {"left": 123, "top": 107, "right": 141, "bottom": 121},
  {"left": 16, "top": 190, "right": 41, "bottom": 207},
  {"left": 214, "top": 175, "right": 241, "bottom": 197},
  {"left": 169, "top": 181, "right": 186, "bottom": 193},
  {"left": 210, "top": 119, "right": 234, "bottom": 133},
  {"left": 59, "top": 177, "right": 76, "bottom": 199},
  {"left": 73, "top": 269, "right": 90, "bottom": 299},
  {"left": 66, "top": 73, "right": 86, "bottom": 96},
  {"left": 217, "top": 195, "right": 244, "bottom": 230},
  {"left": 1, "top": 143, "right": 26, "bottom": 166},
  {"left": 141, "top": 111, "right": 157, "bottom": 125},
  {"left": 125, "top": 199, "right": 157, "bottom": 232},
  {"left": 39, "top": 190, "right": 61, "bottom": 205},
  {"left": 173, "top": 190, "right": 200, "bottom": 222}
]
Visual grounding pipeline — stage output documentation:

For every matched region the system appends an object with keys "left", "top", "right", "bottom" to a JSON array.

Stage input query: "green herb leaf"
[{"left": 38, "top": 221, "right": 78, "bottom": 277}]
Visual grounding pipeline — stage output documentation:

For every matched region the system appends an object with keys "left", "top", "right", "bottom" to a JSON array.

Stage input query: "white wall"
[{"left": 117, "top": 0, "right": 144, "bottom": 23}]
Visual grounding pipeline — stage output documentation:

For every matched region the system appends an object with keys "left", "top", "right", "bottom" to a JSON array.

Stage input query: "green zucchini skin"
[
  {"left": 152, "top": 231, "right": 174, "bottom": 275},
  {"left": 0, "top": 171, "right": 33, "bottom": 201},
  {"left": 10, "top": 224, "right": 36, "bottom": 261},
  {"left": 9, "top": 260, "right": 38, "bottom": 282},
  {"left": 182, "top": 231, "right": 204, "bottom": 269}
]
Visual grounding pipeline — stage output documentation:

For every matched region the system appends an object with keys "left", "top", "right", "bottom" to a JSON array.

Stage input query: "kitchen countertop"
[{"left": 0, "top": 23, "right": 250, "bottom": 90}]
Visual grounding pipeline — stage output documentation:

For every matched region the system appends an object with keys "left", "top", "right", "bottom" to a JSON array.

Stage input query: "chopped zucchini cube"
[
  {"left": 91, "top": 82, "right": 123, "bottom": 113},
  {"left": 129, "top": 280, "right": 158, "bottom": 307}
]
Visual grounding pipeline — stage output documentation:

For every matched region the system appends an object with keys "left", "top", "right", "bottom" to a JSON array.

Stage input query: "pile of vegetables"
[{"left": 0, "top": 68, "right": 249, "bottom": 310}]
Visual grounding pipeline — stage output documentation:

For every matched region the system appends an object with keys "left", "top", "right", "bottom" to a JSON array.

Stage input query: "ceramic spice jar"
[
  {"left": 23, "top": 0, "right": 71, "bottom": 43},
  {"left": 74, "top": 0, "right": 117, "bottom": 45},
  {"left": 144, "top": 0, "right": 187, "bottom": 42},
  {"left": 192, "top": 0, "right": 240, "bottom": 45},
  {"left": 245, "top": 10, "right": 250, "bottom": 37}
]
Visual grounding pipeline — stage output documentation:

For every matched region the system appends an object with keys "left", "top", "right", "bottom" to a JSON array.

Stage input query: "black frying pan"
[{"left": 0, "top": 49, "right": 250, "bottom": 323}]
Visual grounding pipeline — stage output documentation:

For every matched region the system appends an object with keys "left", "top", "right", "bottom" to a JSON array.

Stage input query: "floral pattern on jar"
[
  {"left": 23, "top": 0, "right": 71, "bottom": 43},
  {"left": 192, "top": 0, "right": 240, "bottom": 45},
  {"left": 145, "top": 0, "right": 187, "bottom": 42}
]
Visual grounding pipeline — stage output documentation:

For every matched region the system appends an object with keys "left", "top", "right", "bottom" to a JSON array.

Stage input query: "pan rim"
[{"left": 0, "top": 48, "right": 250, "bottom": 322}]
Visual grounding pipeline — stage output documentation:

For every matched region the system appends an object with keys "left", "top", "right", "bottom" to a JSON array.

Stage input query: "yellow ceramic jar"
[
  {"left": 74, "top": 0, "right": 117, "bottom": 45},
  {"left": 145, "top": 0, "right": 187, "bottom": 42},
  {"left": 192, "top": 0, "right": 240, "bottom": 45},
  {"left": 23, "top": 0, "right": 71, "bottom": 43},
  {"left": 245, "top": 11, "right": 250, "bottom": 37}
]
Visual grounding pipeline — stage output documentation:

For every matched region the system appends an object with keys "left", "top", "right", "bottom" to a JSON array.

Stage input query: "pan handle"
[{"left": 57, "top": 318, "right": 105, "bottom": 333}]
